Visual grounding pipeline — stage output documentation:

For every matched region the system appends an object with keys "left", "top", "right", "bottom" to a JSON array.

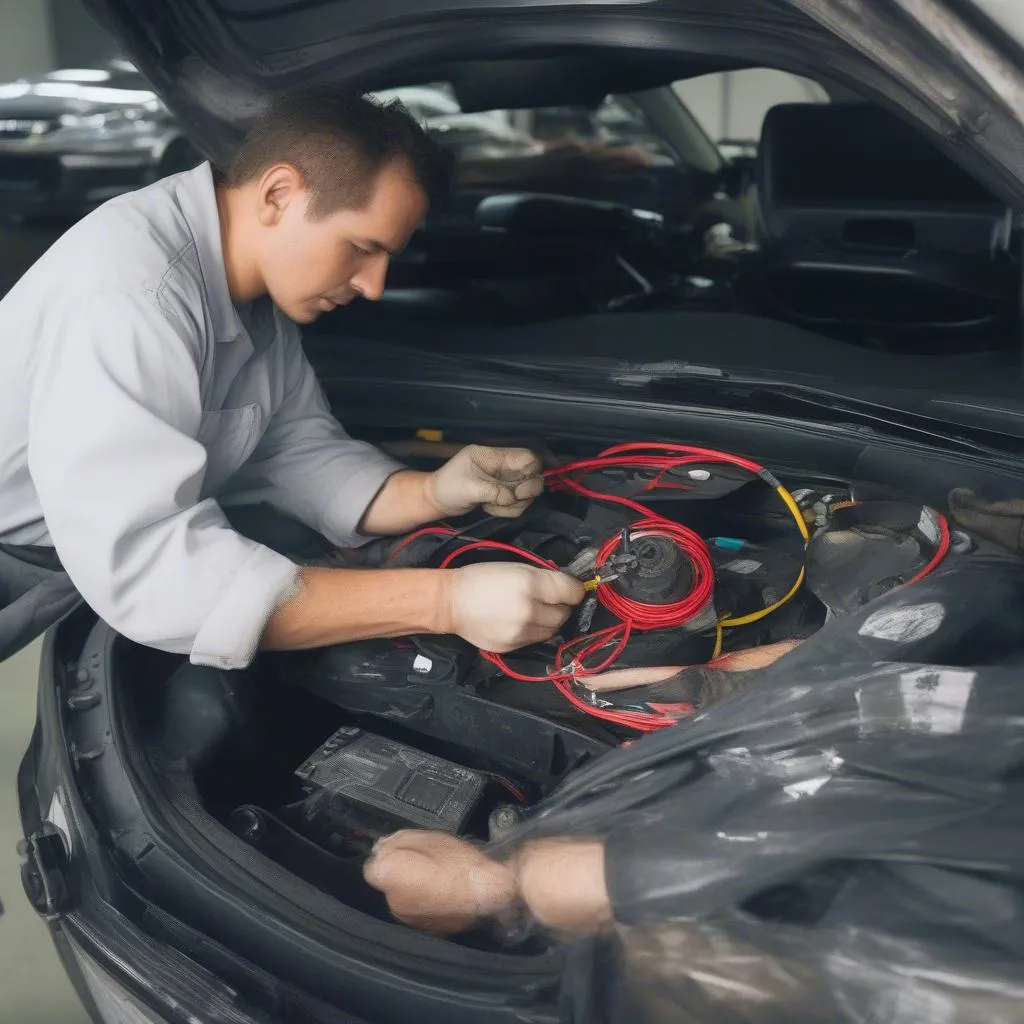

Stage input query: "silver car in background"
[{"left": 0, "top": 58, "right": 199, "bottom": 221}]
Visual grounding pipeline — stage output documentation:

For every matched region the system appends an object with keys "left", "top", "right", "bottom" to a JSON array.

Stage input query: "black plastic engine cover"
[{"left": 295, "top": 637, "right": 612, "bottom": 785}]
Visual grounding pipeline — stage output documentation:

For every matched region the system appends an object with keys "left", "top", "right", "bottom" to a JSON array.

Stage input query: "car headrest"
[
  {"left": 757, "top": 103, "right": 1002, "bottom": 241},
  {"left": 475, "top": 192, "right": 664, "bottom": 238}
]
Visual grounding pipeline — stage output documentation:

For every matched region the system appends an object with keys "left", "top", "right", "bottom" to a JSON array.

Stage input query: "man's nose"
[{"left": 352, "top": 256, "right": 390, "bottom": 302}]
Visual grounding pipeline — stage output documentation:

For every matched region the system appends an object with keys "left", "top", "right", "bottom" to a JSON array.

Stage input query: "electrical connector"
[{"left": 583, "top": 572, "right": 621, "bottom": 592}]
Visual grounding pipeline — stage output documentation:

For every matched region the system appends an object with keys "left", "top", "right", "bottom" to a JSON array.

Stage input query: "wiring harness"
[{"left": 389, "top": 442, "right": 950, "bottom": 732}]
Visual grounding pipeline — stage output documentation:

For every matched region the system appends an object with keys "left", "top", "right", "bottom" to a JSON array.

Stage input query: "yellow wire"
[
  {"left": 778, "top": 484, "right": 812, "bottom": 543},
  {"left": 719, "top": 483, "right": 809, "bottom": 630}
]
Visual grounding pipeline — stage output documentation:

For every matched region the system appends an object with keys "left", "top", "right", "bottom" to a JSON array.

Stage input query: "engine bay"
[{"left": 141, "top": 435, "right": 958, "bottom": 949}]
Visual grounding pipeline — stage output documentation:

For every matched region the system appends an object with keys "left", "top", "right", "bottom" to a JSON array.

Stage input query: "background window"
[{"left": 674, "top": 69, "right": 829, "bottom": 158}]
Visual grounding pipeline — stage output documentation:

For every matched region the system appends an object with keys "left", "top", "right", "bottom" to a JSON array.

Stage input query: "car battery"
[{"left": 295, "top": 726, "right": 487, "bottom": 834}]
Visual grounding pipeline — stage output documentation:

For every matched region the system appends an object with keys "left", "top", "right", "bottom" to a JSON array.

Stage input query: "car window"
[
  {"left": 674, "top": 68, "right": 829, "bottom": 159},
  {"left": 374, "top": 85, "right": 680, "bottom": 206}
]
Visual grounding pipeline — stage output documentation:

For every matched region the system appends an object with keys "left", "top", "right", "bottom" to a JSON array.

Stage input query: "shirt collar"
[{"left": 175, "top": 162, "right": 243, "bottom": 344}]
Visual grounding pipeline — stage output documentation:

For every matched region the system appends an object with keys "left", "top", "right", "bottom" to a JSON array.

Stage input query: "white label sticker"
[
  {"left": 687, "top": 469, "right": 712, "bottom": 482},
  {"left": 784, "top": 776, "right": 831, "bottom": 800},
  {"left": 859, "top": 602, "right": 945, "bottom": 643},
  {"left": 899, "top": 667, "right": 975, "bottom": 735},
  {"left": 47, "top": 790, "right": 72, "bottom": 858},
  {"left": 917, "top": 508, "right": 941, "bottom": 545},
  {"left": 722, "top": 559, "right": 762, "bottom": 576},
  {"left": 412, "top": 654, "right": 433, "bottom": 674}
]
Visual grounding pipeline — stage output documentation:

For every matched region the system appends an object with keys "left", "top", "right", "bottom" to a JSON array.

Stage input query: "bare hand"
[
  {"left": 364, "top": 830, "right": 614, "bottom": 937},
  {"left": 364, "top": 830, "right": 518, "bottom": 936}
]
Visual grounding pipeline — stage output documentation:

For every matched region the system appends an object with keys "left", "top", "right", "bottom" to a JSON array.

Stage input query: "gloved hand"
[
  {"left": 444, "top": 562, "right": 585, "bottom": 652},
  {"left": 364, "top": 830, "right": 518, "bottom": 936},
  {"left": 426, "top": 445, "right": 544, "bottom": 518}
]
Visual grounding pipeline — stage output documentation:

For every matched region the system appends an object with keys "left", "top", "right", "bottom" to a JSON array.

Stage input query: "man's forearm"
[
  {"left": 260, "top": 565, "right": 451, "bottom": 651},
  {"left": 511, "top": 839, "right": 613, "bottom": 933},
  {"left": 359, "top": 470, "right": 443, "bottom": 536}
]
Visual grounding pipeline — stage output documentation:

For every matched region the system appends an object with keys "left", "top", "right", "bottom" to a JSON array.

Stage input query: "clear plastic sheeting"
[{"left": 498, "top": 553, "right": 1024, "bottom": 1023}]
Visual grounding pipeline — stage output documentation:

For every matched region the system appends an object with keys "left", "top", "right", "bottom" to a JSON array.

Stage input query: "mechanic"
[{"left": 0, "top": 86, "right": 585, "bottom": 666}]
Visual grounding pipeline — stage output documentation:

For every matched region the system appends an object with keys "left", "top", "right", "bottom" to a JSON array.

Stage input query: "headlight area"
[
  {"left": 51, "top": 898, "right": 371, "bottom": 1024},
  {"left": 16, "top": 607, "right": 368, "bottom": 1024},
  {"left": 55, "top": 907, "right": 286, "bottom": 1024}
]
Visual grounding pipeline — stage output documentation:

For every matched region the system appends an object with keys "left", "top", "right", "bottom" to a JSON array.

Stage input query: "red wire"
[
  {"left": 432, "top": 443, "right": 761, "bottom": 729},
  {"left": 440, "top": 526, "right": 712, "bottom": 730},
  {"left": 593, "top": 518, "right": 714, "bottom": 628},
  {"left": 438, "top": 540, "right": 557, "bottom": 572},
  {"left": 906, "top": 510, "right": 951, "bottom": 586},
  {"left": 414, "top": 442, "right": 950, "bottom": 733},
  {"left": 387, "top": 525, "right": 458, "bottom": 562},
  {"left": 584, "top": 442, "right": 763, "bottom": 474}
]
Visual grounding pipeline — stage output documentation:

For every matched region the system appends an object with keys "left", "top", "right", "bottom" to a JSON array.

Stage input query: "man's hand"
[
  {"left": 364, "top": 830, "right": 613, "bottom": 936},
  {"left": 261, "top": 562, "right": 583, "bottom": 656},
  {"left": 445, "top": 563, "right": 585, "bottom": 652},
  {"left": 364, "top": 831, "right": 518, "bottom": 936},
  {"left": 427, "top": 446, "right": 544, "bottom": 518}
]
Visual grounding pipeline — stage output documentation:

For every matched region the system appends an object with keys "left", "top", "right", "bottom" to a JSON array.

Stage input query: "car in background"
[
  {"left": 371, "top": 84, "right": 543, "bottom": 161},
  {"left": 0, "top": 58, "right": 200, "bottom": 221}
]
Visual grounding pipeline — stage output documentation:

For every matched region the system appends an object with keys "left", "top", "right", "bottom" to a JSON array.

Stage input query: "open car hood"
[{"left": 83, "top": 0, "right": 1024, "bottom": 204}]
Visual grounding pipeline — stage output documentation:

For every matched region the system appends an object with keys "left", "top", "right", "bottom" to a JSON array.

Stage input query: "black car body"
[
  {"left": 16, "top": 1, "right": 1024, "bottom": 1022},
  {"left": 0, "top": 59, "right": 199, "bottom": 221}
]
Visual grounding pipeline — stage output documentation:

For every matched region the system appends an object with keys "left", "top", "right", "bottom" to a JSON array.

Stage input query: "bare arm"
[
  {"left": 260, "top": 565, "right": 449, "bottom": 651},
  {"left": 514, "top": 837, "right": 613, "bottom": 933},
  {"left": 260, "top": 560, "right": 585, "bottom": 655},
  {"left": 358, "top": 470, "right": 442, "bottom": 536}
]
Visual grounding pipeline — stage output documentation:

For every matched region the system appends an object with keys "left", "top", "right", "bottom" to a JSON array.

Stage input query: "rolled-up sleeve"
[
  {"left": 221, "top": 320, "right": 405, "bottom": 548},
  {"left": 28, "top": 288, "right": 300, "bottom": 670}
]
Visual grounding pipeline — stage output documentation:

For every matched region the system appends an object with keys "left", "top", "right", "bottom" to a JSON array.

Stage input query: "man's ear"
[{"left": 256, "top": 163, "right": 304, "bottom": 226}]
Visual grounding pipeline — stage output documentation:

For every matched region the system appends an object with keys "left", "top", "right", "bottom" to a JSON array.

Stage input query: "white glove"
[
  {"left": 445, "top": 562, "right": 585, "bottom": 652},
  {"left": 426, "top": 445, "right": 544, "bottom": 518}
]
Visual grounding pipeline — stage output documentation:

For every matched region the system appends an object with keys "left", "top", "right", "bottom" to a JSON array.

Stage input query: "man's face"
[{"left": 256, "top": 159, "right": 428, "bottom": 324}]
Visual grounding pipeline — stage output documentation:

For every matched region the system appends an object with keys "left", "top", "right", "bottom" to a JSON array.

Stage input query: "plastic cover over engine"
[{"left": 295, "top": 726, "right": 487, "bottom": 833}]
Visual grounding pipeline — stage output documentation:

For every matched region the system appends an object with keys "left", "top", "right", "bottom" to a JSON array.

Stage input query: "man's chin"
[
  {"left": 280, "top": 298, "right": 348, "bottom": 323},
  {"left": 286, "top": 305, "right": 321, "bottom": 325}
]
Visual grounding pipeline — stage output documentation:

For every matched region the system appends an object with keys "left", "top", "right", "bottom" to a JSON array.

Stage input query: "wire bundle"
[
  {"left": 592, "top": 518, "right": 715, "bottom": 628},
  {"left": 423, "top": 444, "right": 811, "bottom": 730},
  {"left": 386, "top": 442, "right": 947, "bottom": 732}
]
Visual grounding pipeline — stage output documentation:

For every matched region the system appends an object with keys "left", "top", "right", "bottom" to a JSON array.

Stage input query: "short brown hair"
[{"left": 225, "top": 85, "right": 451, "bottom": 218}]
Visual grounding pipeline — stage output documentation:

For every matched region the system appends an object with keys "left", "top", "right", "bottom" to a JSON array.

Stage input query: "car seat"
[{"left": 744, "top": 102, "right": 1019, "bottom": 351}]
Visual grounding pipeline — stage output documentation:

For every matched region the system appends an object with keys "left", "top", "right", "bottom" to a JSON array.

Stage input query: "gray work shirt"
[{"left": 0, "top": 162, "right": 402, "bottom": 669}]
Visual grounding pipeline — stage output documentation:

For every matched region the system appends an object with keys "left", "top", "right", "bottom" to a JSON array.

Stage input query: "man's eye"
[{"left": 351, "top": 243, "right": 373, "bottom": 257}]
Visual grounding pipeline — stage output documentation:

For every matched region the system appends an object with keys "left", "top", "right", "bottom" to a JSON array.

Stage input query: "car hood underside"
[{"left": 81, "top": 0, "right": 1024, "bottom": 206}]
